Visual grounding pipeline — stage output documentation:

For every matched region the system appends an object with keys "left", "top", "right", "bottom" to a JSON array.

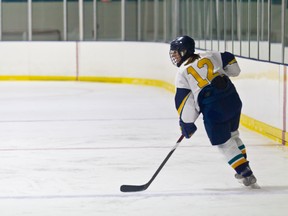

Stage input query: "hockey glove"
[{"left": 179, "top": 119, "right": 197, "bottom": 139}]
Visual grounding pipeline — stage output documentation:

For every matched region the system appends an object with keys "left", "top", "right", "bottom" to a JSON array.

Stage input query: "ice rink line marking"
[
  {"left": 0, "top": 189, "right": 287, "bottom": 200},
  {"left": 0, "top": 146, "right": 205, "bottom": 153},
  {"left": 0, "top": 117, "right": 177, "bottom": 123},
  {"left": 0, "top": 144, "right": 272, "bottom": 152}
]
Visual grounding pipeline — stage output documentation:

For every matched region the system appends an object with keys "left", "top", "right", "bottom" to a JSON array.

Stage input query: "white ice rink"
[{"left": 0, "top": 81, "right": 287, "bottom": 216}]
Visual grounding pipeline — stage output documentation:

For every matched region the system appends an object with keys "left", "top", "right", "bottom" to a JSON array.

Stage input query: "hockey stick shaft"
[{"left": 120, "top": 135, "right": 185, "bottom": 192}]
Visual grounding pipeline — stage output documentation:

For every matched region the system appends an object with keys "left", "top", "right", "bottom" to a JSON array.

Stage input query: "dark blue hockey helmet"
[{"left": 169, "top": 35, "right": 195, "bottom": 67}]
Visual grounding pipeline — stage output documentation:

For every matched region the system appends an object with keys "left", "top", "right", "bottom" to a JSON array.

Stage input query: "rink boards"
[{"left": 0, "top": 41, "right": 286, "bottom": 145}]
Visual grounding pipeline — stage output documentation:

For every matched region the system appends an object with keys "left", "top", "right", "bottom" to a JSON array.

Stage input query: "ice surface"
[{"left": 0, "top": 81, "right": 287, "bottom": 216}]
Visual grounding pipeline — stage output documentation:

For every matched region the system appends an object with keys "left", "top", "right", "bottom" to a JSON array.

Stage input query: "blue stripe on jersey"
[
  {"left": 221, "top": 51, "right": 236, "bottom": 68},
  {"left": 175, "top": 88, "right": 191, "bottom": 115}
]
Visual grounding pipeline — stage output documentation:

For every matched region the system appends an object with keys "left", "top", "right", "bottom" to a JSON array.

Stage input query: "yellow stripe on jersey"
[{"left": 177, "top": 93, "right": 190, "bottom": 115}]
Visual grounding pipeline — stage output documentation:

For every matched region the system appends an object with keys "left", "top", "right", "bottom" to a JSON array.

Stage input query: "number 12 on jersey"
[{"left": 186, "top": 58, "right": 219, "bottom": 88}]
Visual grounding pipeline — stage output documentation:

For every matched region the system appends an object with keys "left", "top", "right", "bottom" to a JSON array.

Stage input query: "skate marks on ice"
[
  {"left": 204, "top": 184, "right": 288, "bottom": 195},
  {"left": 0, "top": 185, "right": 287, "bottom": 201}
]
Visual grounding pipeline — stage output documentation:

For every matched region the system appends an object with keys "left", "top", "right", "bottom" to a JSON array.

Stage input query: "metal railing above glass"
[{"left": 0, "top": 0, "right": 287, "bottom": 64}]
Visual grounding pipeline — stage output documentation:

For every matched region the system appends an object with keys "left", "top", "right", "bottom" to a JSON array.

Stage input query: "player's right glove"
[{"left": 179, "top": 119, "right": 197, "bottom": 139}]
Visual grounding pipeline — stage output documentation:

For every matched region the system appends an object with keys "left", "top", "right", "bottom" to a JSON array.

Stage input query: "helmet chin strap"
[
  {"left": 176, "top": 51, "right": 191, "bottom": 67},
  {"left": 176, "top": 60, "right": 184, "bottom": 67}
]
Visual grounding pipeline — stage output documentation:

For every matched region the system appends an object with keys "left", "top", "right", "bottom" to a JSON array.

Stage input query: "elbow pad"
[{"left": 221, "top": 52, "right": 236, "bottom": 68}]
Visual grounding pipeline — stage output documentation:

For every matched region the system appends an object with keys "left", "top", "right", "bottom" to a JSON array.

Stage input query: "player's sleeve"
[
  {"left": 220, "top": 51, "right": 241, "bottom": 77},
  {"left": 175, "top": 73, "right": 200, "bottom": 123}
]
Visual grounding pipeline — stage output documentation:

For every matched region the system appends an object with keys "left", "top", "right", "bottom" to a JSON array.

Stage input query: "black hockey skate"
[{"left": 235, "top": 173, "right": 260, "bottom": 189}]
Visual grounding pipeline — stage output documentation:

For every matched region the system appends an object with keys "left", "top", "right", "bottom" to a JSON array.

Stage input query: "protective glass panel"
[
  {"left": 125, "top": 0, "right": 137, "bottom": 41},
  {"left": 164, "top": 0, "right": 174, "bottom": 42},
  {"left": 195, "top": 0, "right": 205, "bottom": 49},
  {"left": 210, "top": 0, "right": 220, "bottom": 51},
  {"left": 154, "top": 0, "right": 164, "bottom": 41},
  {"left": 232, "top": 0, "right": 241, "bottom": 56},
  {"left": 270, "top": 0, "right": 283, "bottom": 62},
  {"left": 32, "top": 1, "right": 63, "bottom": 41},
  {"left": 240, "top": 0, "right": 249, "bottom": 57},
  {"left": 205, "top": 0, "right": 215, "bottom": 51},
  {"left": 179, "top": 0, "right": 188, "bottom": 36},
  {"left": 83, "top": 0, "right": 94, "bottom": 40},
  {"left": 218, "top": 0, "right": 226, "bottom": 52},
  {"left": 249, "top": 0, "right": 258, "bottom": 59},
  {"left": 2, "top": 0, "right": 28, "bottom": 41},
  {"left": 140, "top": 0, "right": 154, "bottom": 41},
  {"left": 67, "top": 0, "right": 79, "bottom": 41},
  {"left": 258, "top": 0, "right": 269, "bottom": 61},
  {"left": 96, "top": 0, "right": 121, "bottom": 40}
]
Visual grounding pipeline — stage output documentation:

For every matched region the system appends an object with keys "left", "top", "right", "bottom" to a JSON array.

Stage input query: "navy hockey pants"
[{"left": 198, "top": 77, "right": 242, "bottom": 145}]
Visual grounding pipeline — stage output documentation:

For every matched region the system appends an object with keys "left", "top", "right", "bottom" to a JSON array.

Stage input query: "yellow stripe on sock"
[{"left": 231, "top": 158, "right": 247, "bottom": 169}]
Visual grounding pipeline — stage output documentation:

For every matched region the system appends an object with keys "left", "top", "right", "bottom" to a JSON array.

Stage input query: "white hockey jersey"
[{"left": 175, "top": 51, "right": 241, "bottom": 124}]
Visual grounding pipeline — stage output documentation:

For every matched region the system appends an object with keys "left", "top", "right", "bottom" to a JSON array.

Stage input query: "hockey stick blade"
[
  {"left": 120, "top": 183, "right": 149, "bottom": 192},
  {"left": 120, "top": 135, "right": 185, "bottom": 193}
]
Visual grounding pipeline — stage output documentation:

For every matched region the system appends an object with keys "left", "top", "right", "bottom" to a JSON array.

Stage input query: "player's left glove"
[{"left": 179, "top": 119, "right": 197, "bottom": 139}]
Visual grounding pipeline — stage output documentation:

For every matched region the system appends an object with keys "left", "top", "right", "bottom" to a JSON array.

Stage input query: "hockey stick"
[{"left": 120, "top": 135, "right": 185, "bottom": 192}]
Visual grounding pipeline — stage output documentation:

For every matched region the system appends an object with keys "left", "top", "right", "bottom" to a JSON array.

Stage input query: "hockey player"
[{"left": 169, "top": 35, "right": 257, "bottom": 187}]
